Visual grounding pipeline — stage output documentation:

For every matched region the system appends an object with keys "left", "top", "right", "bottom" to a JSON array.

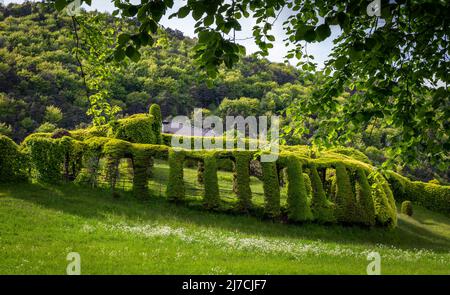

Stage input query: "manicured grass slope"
[{"left": 0, "top": 164, "right": 449, "bottom": 274}]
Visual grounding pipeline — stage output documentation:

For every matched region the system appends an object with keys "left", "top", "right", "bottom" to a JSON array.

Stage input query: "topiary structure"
[
  {"left": 401, "top": 201, "right": 413, "bottom": 216},
  {"left": 17, "top": 104, "right": 436, "bottom": 228}
]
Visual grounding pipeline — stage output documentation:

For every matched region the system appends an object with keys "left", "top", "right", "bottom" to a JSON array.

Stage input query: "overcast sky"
[{"left": 3, "top": 0, "right": 337, "bottom": 68}]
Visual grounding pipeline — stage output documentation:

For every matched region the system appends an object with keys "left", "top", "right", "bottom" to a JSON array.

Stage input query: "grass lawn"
[{"left": 0, "top": 161, "right": 449, "bottom": 274}]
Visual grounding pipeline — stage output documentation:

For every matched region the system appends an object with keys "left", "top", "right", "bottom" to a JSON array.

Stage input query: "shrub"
[
  {"left": 285, "top": 156, "right": 312, "bottom": 222},
  {"left": 401, "top": 201, "right": 413, "bottom": 216},
  {"left": 355, "top": 168, "right": 376, "bottom": 226},
  {"left": 310, "top": 165, "right": 335, "bottom": 223},
  {"left": 203, "top": 154, "right": 220, "bottom": 209},
  {"left": 131, "top": 147, "right": 152, "bottom": 199},
  {"left": 261, "top": 161, "right": 280, "bottom": 218},
  {"left": 370, "top": 173, "right": 397, "bottom": 228},
  {"left": 334, "top": 164, "right": 360, "bottom": 224},
  {"left": 386, "top": 171, "right": 450, "bottom": 216},
  {"left": 149, "top": 104, "right": 162, "bottom": 144},
  {"left": 0, "top": 134, "right": 26, "bottom": 182},
  {"left": 112, "top": 114, "right": 156, "bottom": 144},
  {"left": 428, "top": 179, "right": 440, "bottom": 185},
  {"left": 233, "top": 152, "right": 252, "bottom": 211},
  {"left": 303, "top": 172, "right": 312, "bottom": 199},
  {"left": 35, "top": 122, "right": 57, "bottom": 133},
  {"left": 329, "top": 147, "right": 371, "bottom": 164},
  {"left": 44, "top": 105, "right": 63, "bottom": 124},
  {"left": 166, "top": 149, "right": 185, "bottom": 201}
]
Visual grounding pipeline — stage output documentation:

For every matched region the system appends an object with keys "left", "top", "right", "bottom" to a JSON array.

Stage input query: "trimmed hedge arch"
[{"left": 16, "top": 106, "right": 448, "bottom": 228}]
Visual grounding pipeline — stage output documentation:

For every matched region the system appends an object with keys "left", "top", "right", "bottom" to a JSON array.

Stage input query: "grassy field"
[{"left": 0, "top": 161, "right": 449, "bottom": 274}]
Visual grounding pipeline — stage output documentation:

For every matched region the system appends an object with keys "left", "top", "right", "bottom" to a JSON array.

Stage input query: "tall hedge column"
[
  {"left": 132, "top": 151, "right": 151, "bottom": 199},
  {"left": 203, "top": 154, "right": 220, "bottom": 209},
  {"left": 286, "top": 156, "right": 312, "bottom": 222},
  {"left": 335, "top": 164, "right": 359, "bottom": 224},
  {"left": 233, "top": 153, "right": 252, "bottom": 211},
  {"left": 166, "top": 149, "right": 185, "bottom": 201},
  {"left": 149, "top": 104, "right": 162, "bottom": 144},
  {"left": 310, "top": 165, "right": 335, "bottom": 223},
  {"left": 261, "top": 161, "right": 280, "bottom": 218}
]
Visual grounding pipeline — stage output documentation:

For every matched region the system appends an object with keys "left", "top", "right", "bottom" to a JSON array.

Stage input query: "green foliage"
[
  {"left": 149, "top": 104, "right": 162, "bottom": 144},
  {"left": 203, "top": 154, "right": 220, "bottom": 209},
  {"left": 166, "top": 149, "right": 185, "bottom": 202},
  {"left": 0, "top": 135, "right": 26, "bottom": 182},
  {"left": 309, "top": 166, "right": 335, "bottom": 223},
  {"left": 329, "top": 147, "right": 371, "bottom": 164},
  {"left": 131, "top": 147, "right": 152, "bottom": 199},
  {"left": 364, "top": 146, "right": 386, "bottom": 166},
  {"left": 401, "top": 201, "right": 413, "bottom": 217},
  {"left": 112, "top": 114, "right": 156, "bottom": 144},
  {"left": 233, "top": 152, "right": 252, "bottom": 211},
  {"left": 44, "top": 105, "right": 63, "bottom": 124},
  {"left": 285, "top": 156, "right": 312, "bottom": 222},
  {"left": 0, "top": 122, "right": 12, "bottom": 136},
  {"left": 217, "top": 97, "right": 261, "bottom": 118},
  {"left": 370, "top": 173, "right": 397, "bottom": 228},
  {"left": 35, "top": 122, "right": 57, "bottom": 133},
  {"left": 355, "top": 168, "right": 376, "bottom": 226},
  {"left": 334, "top": 164, "right": 360, "bottom": 224},
  {"left": 261, "top": 161, "right": 280, "bottom": 218},
  {"left": 387, "top": 172, "right": 450, "bottom": 216}
]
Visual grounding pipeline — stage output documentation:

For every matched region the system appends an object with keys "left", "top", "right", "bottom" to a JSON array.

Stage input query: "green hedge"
[
  {"left": 233, "top": 152, "right": 252, "bottom": 211},
  {"left": 370, "top": 173, "right": 397, "bottom": 228},
  {"left": 309, "top": 165, "right": 335, "bottom": 223},
  {"left": 166, "top": 149, "right": 185, "bottom": 202},
  {"left": 334, "top": 164, "right": 361, "bottom": 224},
  {"left": 387, "top": 171, "right": 450, "bottom": 216},
  {"left": 112, "top": 114, "right": 156, "bottom": 144},
  {"left": 355, "top": 168, "right": 376, "bottom": 226},
  {"left": 285, "top": 156, "right": 312, "bottom": 222},
  {"left": 203, "top": 154, "right": 220, "bottom": 209},
  {"left": 0, "top": 135, "right": 26, "bottom": 183},
  {"left": 149, "top": 104, "right": 162, "bottom": 144},
  {"left": 261, "top": 161, "right": 280, "bottom": 218}
]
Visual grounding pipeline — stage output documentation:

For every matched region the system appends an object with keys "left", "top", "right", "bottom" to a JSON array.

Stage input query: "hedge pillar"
[
  {"left": 261, "top": 161, "right": 280, "bottom": 218},
  {"left": 166, "top": 149, "right": 185, "bottom": 201},
  {"left": 310, "top": 165, "right": 335, "bottom": 223},
  {"left": 286, "top": 156, "right": 312, "bottom": 222},
  {"left": 335, "top": 164, "right": 359, "bottom": 224},
  {"left": 233, "top": 153, "right": 252, "bottom": 211},
  {"left": 132, "top": 153, "right": 151, "bottom": 199},
  {"left": 355, "top": 168, "right": 375, "bottom": 226},
  {"left": 203, "top": 154, "right": 220, "bottom": 209}
]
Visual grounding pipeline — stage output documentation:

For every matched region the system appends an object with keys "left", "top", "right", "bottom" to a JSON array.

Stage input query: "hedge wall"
[
  {"left": 0, "top": 135, "right": 26, "bottom": 183},
  {"left": 387, "top": 171, "right": 450, "bottom": 216},
  {"left": 112, "top": 114, "right": 156, "bottom": 144},
  {"left": 309, "top": 165, "right": 335, "bottom": 223},
  {"left": 203, "top": 154, "right": 220, "bottom": 209}
]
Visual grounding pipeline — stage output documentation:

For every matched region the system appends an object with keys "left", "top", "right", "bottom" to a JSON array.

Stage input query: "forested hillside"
[{"left": 0, "top": 2, "right": 310, "bottom": 141}]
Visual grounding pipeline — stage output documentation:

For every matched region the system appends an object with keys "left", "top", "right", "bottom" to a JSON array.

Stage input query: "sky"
[{"left": 3, "top": 0, "right": 337, "bottom": 68}]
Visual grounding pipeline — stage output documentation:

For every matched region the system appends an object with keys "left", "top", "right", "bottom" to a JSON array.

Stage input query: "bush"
[
  {"left": 386, "top": 171, "right": 450, "bottom": 216},
  {"left": 330, "top": 147, "right": 371, "bottom": 164},
  {"left": 149, "top": 104, "right": 162, "bottom": 144},
  {"left": 401, "top": 201, "right": 413, "bottom": 216},
  {"left": 0, "top": 135, "right": 26, "bottom": 182},
  {"left": 166, "top": 149, "right": 185, "bottom": 201},
  {"left": 285, "top": 156, "right": 312, "bottom": 222},
  {"left": 112, "top": 114, "right": 156, "bottom": 144},
  {"left": 334, "top": 164, "right": 360, "bottom": 224},
  {"left": 203, "top": 154, "right": 220, "bottom": 209},
  {"left": 35, "top": 122, "right": 57, "bottom": 133},
  {"left": 51, "top": 128, "right": 71, "bottom": 139},
  {"left": 309, "top": 165, "right": 335, "bottom": 223},
  {"left": 44, "top": 105, "right": 63, "bottom": 124},
  {"left": 261, "top": 161, "right": 281, "bottom": 218},
  {"left": 370, "top": 173, "right": 397, "bottom": 228},
  {"left": 233, "top": 152, "right": 252, "bottom": 211},
  {"left": 364, "top": 146, "right": 386, "bottom": 165},
  {"left": 355, "top": 168, "right": 376, "bottom": 226}
]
